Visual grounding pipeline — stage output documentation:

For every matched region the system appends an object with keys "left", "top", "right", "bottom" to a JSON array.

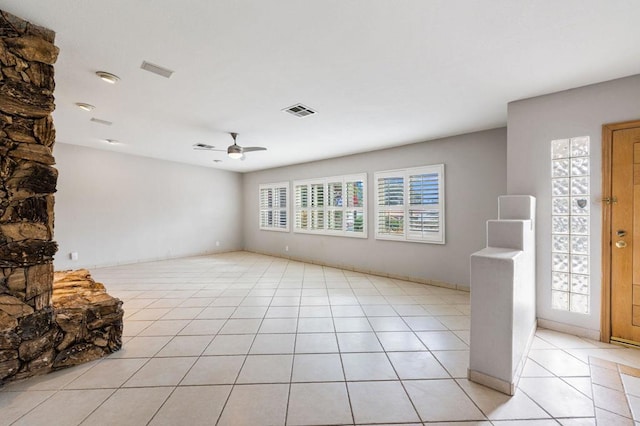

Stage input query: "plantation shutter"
[
  {"left": 274, "top": 186, "right": 288, "bottom": 229},
  {"left": 408, "top": 172, "right": 441, "bottom": 241},
  {"left": 295, "top": 184, "right": 308, "bottom": 230},
  {"left": 259, "top": 183, "right": 289, "bottom": 231},
  {"left": 344, "top": 177, "right": 365, "bottom": 233},
  {"left": 374, "top": 165, "right": 445, "bottom": 243},
  {"left": 327, "top": 181, "right": 343, "bottom": 231},
  {"left": 310, "top": 183, "right": 324, "bottom": 230},
  {"left": 293, "top": 174, "right": 367, "bottom": 237},
  {"left": 376, "top": 175, "right": 404, "bottom": 237}
]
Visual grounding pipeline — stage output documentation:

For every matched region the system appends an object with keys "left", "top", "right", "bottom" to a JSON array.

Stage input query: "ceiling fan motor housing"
[{"left": 228, "top": 144, "right": 242, "bottom": 155}]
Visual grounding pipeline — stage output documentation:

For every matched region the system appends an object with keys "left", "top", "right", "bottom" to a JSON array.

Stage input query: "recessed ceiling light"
[
  {"left": 75, "top": 102, "right": 95, "bottom": 111},
  {"left": 102, "top": 139, "right": 120, "bottom": 145},
  {"left": 95, "top": 71, "right": 120, "bottom": 84}
]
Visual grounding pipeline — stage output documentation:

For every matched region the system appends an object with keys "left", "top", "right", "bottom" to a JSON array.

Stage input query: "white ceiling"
[{"left": 2, "top": 1, "right": 640, "bottom": 172}]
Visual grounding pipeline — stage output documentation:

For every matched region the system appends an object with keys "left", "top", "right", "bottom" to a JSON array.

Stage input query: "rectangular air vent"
[
  {"left": 90, "top": 117, "right": 113, "bottom": 126},
  {"left": 282, "top": 103, "right": 317, "bottom": 118},
  {"left": 141, "top": 61, "right": 174, "bottom": 78}
]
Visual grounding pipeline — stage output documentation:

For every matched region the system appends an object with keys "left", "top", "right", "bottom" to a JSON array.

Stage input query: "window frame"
[
  {"left": 258, "top": 182, "right": 290, "bottom": 232},
  {"left": 374, "top": 164, "right": 445, "bottom": 244},
  {"left": 293, "top": 173, "right": 367, "bottom": 238}
]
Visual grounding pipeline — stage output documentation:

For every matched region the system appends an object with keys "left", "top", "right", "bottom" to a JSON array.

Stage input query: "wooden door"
[{"left": 610, "top": 126, "right": 640, "bottom": 344}]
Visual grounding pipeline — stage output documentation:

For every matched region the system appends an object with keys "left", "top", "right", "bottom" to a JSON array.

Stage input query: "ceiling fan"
[{"left": 193, "top": 132, "right": 267, "bottom": 160}]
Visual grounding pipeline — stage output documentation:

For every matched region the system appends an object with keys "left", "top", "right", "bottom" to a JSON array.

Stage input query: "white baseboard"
[
  {"left": 57, "top": 248, "right": 238, "bottom": 272},
  {"left": 537, "top": 318, "right": 600, "bottom": 341},
  {"left": 468, "top": 369, "right": 515, "bottom": 395},
  {"left": 468, "top": 320, "right": 537, "bottom": 396},
  {"left": 244, "top": 249, "right": 468, "bottom": 291}
]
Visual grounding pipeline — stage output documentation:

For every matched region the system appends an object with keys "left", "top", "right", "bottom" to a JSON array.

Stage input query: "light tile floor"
[{"left": 3, "top": 251, "right": 640, "bottom": 425}]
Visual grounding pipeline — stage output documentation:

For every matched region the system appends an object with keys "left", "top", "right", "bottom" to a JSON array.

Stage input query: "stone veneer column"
[
  {"left": 0, "top": 10, "right": 59, "bottom": 382},
  {"left": 0, "top": 10, "right": 123, "bottom": 386}
]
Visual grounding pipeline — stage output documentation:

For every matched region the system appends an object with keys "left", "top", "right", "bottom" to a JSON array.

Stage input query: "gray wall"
[
  {"left": 54, "top": 143, "right": 243, "bottom": 270},
  {"left": 507, "top": 74, "right": 640, "bottom": 334},
  {"left": 243, "top": 128, "right": 507, "bottom": 288}
]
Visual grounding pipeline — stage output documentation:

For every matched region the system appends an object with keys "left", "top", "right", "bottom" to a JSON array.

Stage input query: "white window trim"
[
  {"left": 374, "top": 164, "right": 445, "bottom": 244},
  {"left": 293, "top": 173, "right": 367, "bottom": 238},
  {"left": 259, "top": 182, "right": 290, "bottom": 232}
]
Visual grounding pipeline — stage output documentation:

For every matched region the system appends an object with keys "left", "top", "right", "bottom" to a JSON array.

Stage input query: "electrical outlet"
[
  {"left": 285, "top": 245, "right": 289, "bottom": 252},
  {"left": 70, "top": 252, "right": 78, "bottom": 261},
  {"left": 216, "top": 241, "right": 220, "bottom": 247}
]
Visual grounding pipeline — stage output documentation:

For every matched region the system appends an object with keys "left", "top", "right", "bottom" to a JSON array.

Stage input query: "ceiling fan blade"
[
  {"left": 242, "top": 146, "right": 267, "bottom": 152},
  {"left": 193, "top": 147, "right": 226, "bottom": 152}
]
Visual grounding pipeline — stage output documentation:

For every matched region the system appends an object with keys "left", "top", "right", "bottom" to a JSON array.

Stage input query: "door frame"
[{"left": 601, "top": 119, "right": 640, "bottom": 343}]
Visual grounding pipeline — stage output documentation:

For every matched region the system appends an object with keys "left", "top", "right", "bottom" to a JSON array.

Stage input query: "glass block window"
[
  {"left": 259, "top": 182, "right": 289, "bottom": 232},
  {"left": 374, "top": 164, "right": 445, "bottom": 244},
  {"left": 294, "top": 174, "right": 366, "bottom": 237},
  {"left": 551, "top": 136, "right": 590, "bottom": 314}
]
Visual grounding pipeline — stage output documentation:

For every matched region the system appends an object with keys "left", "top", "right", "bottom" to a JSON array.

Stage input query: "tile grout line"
[
  {"left": 590, "top": 356, "right": 638, "bottom": 422},
  {"left": 123, "top": 264, "right": 228, "bottom": 426},
  {"left": 282, "top": 260, "right": 304, "bottom": 426},
  {"left": 329, "top": 269, "right": 357, "bottom": 426},
  {"left": 12, "top": 252, "right": 638, "bottom": 425},
  {"left": 7, "top": 384, "right": 106, "bottom": 425},
  {"left": 401, "top": 292, "right": 489, "bottom": 423},
  {"left": 214, "top": 257, "right": 285, "bottom": 426},
  {"left": 102, "top": 261, "right": 254, "bottom": 426},
  {"left": 75, "top": 388, "right": 120, "bottom": 426},
  {"left": 354, "top": 278, "right": 423, "bottom": 424},
  {"left": 619, "top": 364, "right": 640, "bottom": 422},
  {"left": 512, "top": 332, "right": 594, "bottom": 422}
]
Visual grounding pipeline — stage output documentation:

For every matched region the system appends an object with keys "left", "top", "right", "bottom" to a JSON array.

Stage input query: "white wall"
[
  {"left": 242, "top": 128, "right": 507, "bottom": 288},
  {"left": 507, "top": 74, "right": 640, "bottom": 335},
  {"left": 53, "top": 144, "right": 243, "bottom": 270}
]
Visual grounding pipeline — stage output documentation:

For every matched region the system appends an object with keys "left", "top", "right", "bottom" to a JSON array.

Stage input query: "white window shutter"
[
  {"left": 259, "top": 182, "right": 289, "bottom": 232},
  {"left": 375, "top": 165, "right": 444, "bottom": 244},
  {"left": 293, "top": 173, "right": 366, "bottom": 238}
]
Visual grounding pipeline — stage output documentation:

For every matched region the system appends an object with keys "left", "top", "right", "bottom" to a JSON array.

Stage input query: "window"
[
  {"left": 551, "top": 136, "right": 590, "bottom": 314},
  {"left": 294, "top": 174, "right": 366, "bottom": 237},
  {"left": 259, "top": 182, "right": 289, "bottom": 232},
  {"left": 374, "top": 164, "right": 445, "bottom": 244}
]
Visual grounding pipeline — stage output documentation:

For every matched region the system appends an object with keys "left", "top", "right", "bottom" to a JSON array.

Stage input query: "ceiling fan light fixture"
[
  {"left": 193, "top": 132, "right": 264, "bottom": 160},
  {"left": 95, "top": 71, "right": 120, "bottom": 84},
  {"left": 227, "top": 140, "right": 243, "bottom": 159}
]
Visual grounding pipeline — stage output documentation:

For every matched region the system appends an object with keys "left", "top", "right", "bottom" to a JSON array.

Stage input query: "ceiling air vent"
[
  {"left": 140, "top": 61, "right": 174, "bottom": 78},
  {"left": 282, "top": 103, "right": 317, "bottom": 118},
  {"left": 90, "top": 117, "right": 113, "bottom": 126},
  {"left": 193, "top": 143, "right": 215, "bottom": 149}
]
